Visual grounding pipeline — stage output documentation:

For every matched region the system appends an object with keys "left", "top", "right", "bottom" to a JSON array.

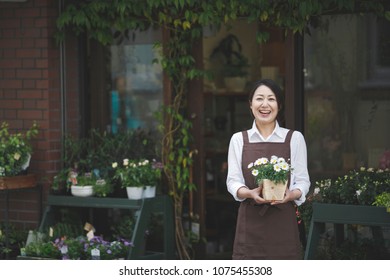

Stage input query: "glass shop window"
[
  {"left": 88, "top": 28, "right": 163, "bottom": 133},
  {"left": 304, "top": 14, "right": 390, "bottom": 182}
]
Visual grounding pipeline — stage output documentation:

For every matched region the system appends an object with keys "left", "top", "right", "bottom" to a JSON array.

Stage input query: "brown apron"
[{"left": 232, "top": 130, "right": 302, "bottom": 259}]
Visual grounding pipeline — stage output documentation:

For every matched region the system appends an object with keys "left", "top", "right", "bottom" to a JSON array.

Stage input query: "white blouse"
[{"left": 226, "top": 121, "right": 311, "bottom": 206}]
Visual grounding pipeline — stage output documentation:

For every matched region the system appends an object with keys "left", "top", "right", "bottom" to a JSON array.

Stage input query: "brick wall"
[{"left": 0, "top": 0, "right": 81, "bottom": 230}]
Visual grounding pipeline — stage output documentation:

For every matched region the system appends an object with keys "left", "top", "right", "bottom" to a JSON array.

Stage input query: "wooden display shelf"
[{"left": 39, "top": 194, "right": 176, "bottom": 260}]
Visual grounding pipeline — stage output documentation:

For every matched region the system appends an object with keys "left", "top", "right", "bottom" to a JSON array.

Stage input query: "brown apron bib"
[{"left": 232, "top": 130, "right": 302, "bottom": 259}]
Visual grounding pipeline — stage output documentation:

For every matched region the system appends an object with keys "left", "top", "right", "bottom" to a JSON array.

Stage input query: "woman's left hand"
[{"left": 271, "top": 188, "right": 301, "bottom": 205}]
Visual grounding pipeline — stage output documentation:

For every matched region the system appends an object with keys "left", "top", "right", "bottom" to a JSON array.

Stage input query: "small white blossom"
[
  {"left": 123, "top": 159, "right": 129, "bottom": 166},
  {"left": 251, "top": 169, "right": 259, "bottom": 176},
  {"left": 247, "top": 162, "right": 254, "bottom": 169},
  {"left": 112, "top": 162, "right": 118, "bottom": 168}
]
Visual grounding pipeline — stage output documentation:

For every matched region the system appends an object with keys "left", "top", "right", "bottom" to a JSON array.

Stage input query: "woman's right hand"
[
  {"left": 251, "top": 185, "right": 268, "bottom": 204},
  {"left": 237, "top": 184, "right": 268, "bottom": 204}
]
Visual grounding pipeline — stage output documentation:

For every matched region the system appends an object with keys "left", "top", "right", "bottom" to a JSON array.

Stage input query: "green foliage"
[
  {"left": 373, "top": 192, "right": 390, "bottom": 209},
  {"left": 312, "top": 167, "right": 390, "bottom": 206},
  {"left": 93, "top": 178, "right": 114, "bottom": 197},
  {"left": 0, "top": 122, "right": 38, "bottom": 177},
  {"left": 52, "top": 129, "right": 159, "bottom": 193},
  {"left": 25, "top": 241, "right": 62, "bottom": 259},
  {"left": 111, "top": 215, "right": 135, "bottom": 240},
  {"left": 0, "top": 223, "right": 28, "bottom": 259}
]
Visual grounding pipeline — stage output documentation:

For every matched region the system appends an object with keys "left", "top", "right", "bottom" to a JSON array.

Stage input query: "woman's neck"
[{"left": 255, "top": 121, "right": 276, "bottom": 139}]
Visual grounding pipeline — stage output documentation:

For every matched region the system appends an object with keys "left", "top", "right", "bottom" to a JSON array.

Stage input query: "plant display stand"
[
  {"left": 39, "top": 194, "right": 175, "bottom": 259},
  {"left": 304, "top": 202, "right": 390, "bottom": 259},
  {"left": 0, "top": 177, "right": 41, "bottom": 259}
]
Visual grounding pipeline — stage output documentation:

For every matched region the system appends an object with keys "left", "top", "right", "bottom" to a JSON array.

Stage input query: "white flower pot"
[
  {"left": 71, "top": 185, "right": 94, "bottom": 197},
  {"left": 126, "top": 186, "right": 144, "bottom": 200},
  {"left": 143, "top": 185, "right": 156, "bottom": 198}
]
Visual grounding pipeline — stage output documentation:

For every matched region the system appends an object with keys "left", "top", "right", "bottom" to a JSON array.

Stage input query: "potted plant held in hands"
[{"left": 248, "top": 155, "right": 292, "bottom": 201}]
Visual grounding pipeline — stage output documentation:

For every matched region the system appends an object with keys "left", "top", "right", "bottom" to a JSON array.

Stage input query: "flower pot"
[
  {"left": 0, "top": 174, "right": 36, "bottom": 190},
  {"left": 143, "top": 186, "right": 156, "bottom": 198},
  {"left": 71, "top": 185, "right": 94, "bottom": 197},
  {"left": 126, "top": 186, "right": 144, "bottom": 200},
  {"left": 262, "top": 179, "right": 287, "bottom": 201}
]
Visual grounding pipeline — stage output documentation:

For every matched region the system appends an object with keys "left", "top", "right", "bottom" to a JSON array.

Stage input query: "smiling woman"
[{"left": 226, "top": 79, "right": 310, "bottom": 259}]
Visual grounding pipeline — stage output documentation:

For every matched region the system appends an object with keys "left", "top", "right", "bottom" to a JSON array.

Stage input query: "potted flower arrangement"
[
  {"left": 112, "top": 158, "right": 162, "bottom": 199},
  {"left": 69, "top": 171, "right": 95, "bottom": 197},
  {"left": 247, "top": 155, "right": 292, "bottom": 201},
  {"left": 0, "top": 121, "right": 39, "bottom": 190}
]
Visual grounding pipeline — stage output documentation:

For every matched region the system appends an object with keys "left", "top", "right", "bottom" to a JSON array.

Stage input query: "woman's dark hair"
[{"left": 248, "top": 79, "right": 285, "bottom": 123}]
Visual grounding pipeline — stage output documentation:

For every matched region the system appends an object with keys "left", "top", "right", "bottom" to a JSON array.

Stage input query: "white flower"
[
  {"left": 14, "top": 153, "right": 21, "bottom": 160},
  {"left": 314, "top": 187, "right": 320, "bottom": 195},
  {"left": 280, "top": 162, "right": 289, "bottom": 171},
  {"left": 356, "top": 190, "right": 361, "bottom": 196},
  {"left": 247, "top": 162, "right": 254, "bottom": 169},
  {"left": 112, "top": 162, "right": 118, "bottom": 168},
  {"left": 260, "top": 157, "right": 268, "bottom": 165},
  {"left": 270, "top": 156, "right": 278, "bottom": 164},
  {"left": 123, "top": 159, "right": 129, "bottom": 166},
  {"left": 277, "top": 157, "right": 286, "bottom": 163},
  {"left": 273, "top": 164, "right": 281, "bottom": 172},
  {"left": 251, "top": 169, "right": 259, "bottom": 176}
]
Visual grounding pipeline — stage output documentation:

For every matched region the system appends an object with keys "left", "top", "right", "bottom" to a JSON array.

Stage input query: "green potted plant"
[
  {"left": 70, "top": 172, "right": 95, "bottom": 197},
  {"left": 112, "top": 158, "right": 150, "bottom": 199},
  {"left": 209, "top": 33, "right": 250, "bottom": 92},
  {"left": 0, "top": 121, "right": 39, "bottom": 190}
]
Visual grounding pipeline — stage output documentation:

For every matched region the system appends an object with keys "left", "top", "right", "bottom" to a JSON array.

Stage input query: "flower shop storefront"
[{"left": 1, "top": 0, "right": 390, "bottom": 260}]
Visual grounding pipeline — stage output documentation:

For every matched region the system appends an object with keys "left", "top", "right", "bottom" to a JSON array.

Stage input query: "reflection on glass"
[
  {"left": 109, "top": 30, "right": 162, "bottom": 133},
  {"left": 304, "top": 14, "right": 390, "bottom": 182}
]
